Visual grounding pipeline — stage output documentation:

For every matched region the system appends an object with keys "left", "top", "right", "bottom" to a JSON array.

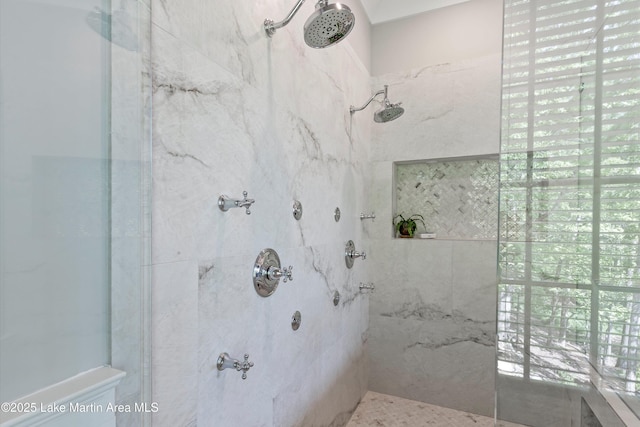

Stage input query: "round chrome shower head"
[
  {"left": 374, "top": 103, "right": 404, "bottom": 123},
  {"left": 303, "top": 1, "right": 355, "bottom": 49},
  {"left": 350, "top": 85, "right": 405, "bottom": 123}
]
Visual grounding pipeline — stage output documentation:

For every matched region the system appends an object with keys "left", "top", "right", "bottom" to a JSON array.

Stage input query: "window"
[{"left": 498, "top": 0, "right": 640, "bottom": 394}]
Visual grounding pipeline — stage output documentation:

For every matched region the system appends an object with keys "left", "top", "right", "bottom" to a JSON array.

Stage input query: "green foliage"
[{"left": 393, "top": 213, "right": 425, "bottom": 237}]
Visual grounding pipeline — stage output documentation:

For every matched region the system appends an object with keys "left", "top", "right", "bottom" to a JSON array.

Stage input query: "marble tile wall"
[
  {"left": 149, "top": 1, "right": 371, "bottom": 426},
  {"left": 366, "top": 54, "right": 502, "bottom": 417}
]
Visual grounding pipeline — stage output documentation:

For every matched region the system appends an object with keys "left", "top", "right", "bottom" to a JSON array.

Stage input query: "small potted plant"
[{"left": 393, "top": 214, "right": 426, "bottom": 238}]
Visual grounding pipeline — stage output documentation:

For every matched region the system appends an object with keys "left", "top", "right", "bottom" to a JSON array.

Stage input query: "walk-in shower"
[
  {"left": 264, "top": 0, "right": 355, "bottom": 48},
  {"left": 350, "top": 85, "right": 404, "bottom": 123}
]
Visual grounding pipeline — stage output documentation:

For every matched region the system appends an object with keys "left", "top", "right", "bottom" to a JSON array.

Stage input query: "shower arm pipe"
[
  {"left": 265, "top": 0, "right": 323, "bottom": 37},
  {"left": 350, "top": 86, "right": 387, "bottom": 113}
]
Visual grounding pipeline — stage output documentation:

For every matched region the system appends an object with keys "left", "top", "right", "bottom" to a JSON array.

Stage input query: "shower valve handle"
[
  {"left": 236, "top": 354, "right": 254, "bottom": 380},
  {"left": 268, "top": 265, "right": 293, "bottom": 283},
  {"left": 237, "top": 191, "right": 255, "bottom": 215},
  {"left": 217, "top": 353, "right": 254, "bottom": 380},
  {"left": 344, "top": 240, "right": 365, "bottom": 269},
  {"left": 218, "top": 191, "right": 255, "bottom": 215}
]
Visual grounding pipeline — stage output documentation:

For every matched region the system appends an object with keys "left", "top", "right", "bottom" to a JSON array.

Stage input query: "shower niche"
[{"left": 393, "top": 156, "right": 499, "bottom": 240}]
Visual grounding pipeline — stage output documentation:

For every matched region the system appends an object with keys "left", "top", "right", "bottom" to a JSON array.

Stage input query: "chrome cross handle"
[
  {"left": 236, "top": 354, "right": 254, "bottom": 380},
  {"left": 218, "top": 191, "right": 255, "bottom": 215},
  {"left": 236, "top": 191, "right": 255, "bottom": 215},
  {"left": 217, "top": 352, "right": 254, "bottom": 380},
  {"left": 345, "top": 240, "right": 366, "bottom": 269},
  {"left": 268, "top": 265, "right": 293, "bottom": 283},
  {"left": 253, "top": 249, "right": 294, "bottom": 297}
]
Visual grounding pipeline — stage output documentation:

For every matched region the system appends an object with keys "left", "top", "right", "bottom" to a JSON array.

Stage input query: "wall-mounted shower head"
[
  {"left": 350, "top": 85, "right": 405, "bottom": 123},
  {"left": 374, "top": 100, "right": 405, "bottom": 123},
  {"left": 264, "top": 0, "right": 355, "bottom": 49},
  {"left": 303, "top": 1, "right": 355, "bottom": 48}
]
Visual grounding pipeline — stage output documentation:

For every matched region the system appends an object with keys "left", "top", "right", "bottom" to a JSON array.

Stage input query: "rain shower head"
[
  {"left": 350, "top": 85, "right": 405, "bottom": 123},
  {"left": 374, "top": 101, "right": 404, "bottom": 123},
  {"left": 303, "top": 1, "right": 354, "bottom": 48},
  {"left": 264, "top": 0, "right": 355, "bottom": 49}
]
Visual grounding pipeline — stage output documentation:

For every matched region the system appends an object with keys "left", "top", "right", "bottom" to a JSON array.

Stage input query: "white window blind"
[{"left": 499, "top": 0, "right": 640, "bottom": 393}]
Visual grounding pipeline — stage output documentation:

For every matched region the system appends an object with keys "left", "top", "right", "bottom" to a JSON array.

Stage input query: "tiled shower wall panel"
[
  {"left": 366, "top": 54, "right": 502, "bottom": 416},
  {"left": 149, "top": 1, "right": 372, "bottom": 426}
]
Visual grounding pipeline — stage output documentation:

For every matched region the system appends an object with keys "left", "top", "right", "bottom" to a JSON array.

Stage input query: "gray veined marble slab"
[
  {"left": 366, "top": 53, "right": 501, "bottom": 418},
  {"left": 150, "top": 0, "right": 371, "bottom": 424}
]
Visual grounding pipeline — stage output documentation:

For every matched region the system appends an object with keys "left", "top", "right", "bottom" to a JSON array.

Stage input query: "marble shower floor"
[{"left": 346, "top": 391, "right": 528, "bottom": 427}]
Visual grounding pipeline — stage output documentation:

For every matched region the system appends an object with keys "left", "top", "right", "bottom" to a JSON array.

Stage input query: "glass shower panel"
[
  {"left": 497, "top": 0, "right": 640, "bottom": 425},
  {"left": 1, "top": 0, "right": 114, "bottom": 403}
]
